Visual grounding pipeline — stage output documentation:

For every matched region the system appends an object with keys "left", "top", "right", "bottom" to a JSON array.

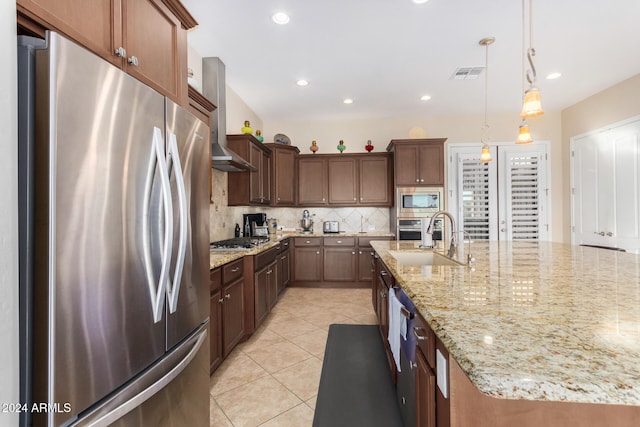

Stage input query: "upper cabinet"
[
  {"left": 264, "top": 143, "right": 300, "bottom": 207},
  {"left": 297, "top": 153, "right": 393, "bottom": 207},
  {"left": 227, "top": 134, "right": 272, "bottom": 206},
  {"left": 387, "top": 139, "right": 446, "bottom": 186},
  {"left": 17, "top": 0, "right": 196, "bottom": 105}
]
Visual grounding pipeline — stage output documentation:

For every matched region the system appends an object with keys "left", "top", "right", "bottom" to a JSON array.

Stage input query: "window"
[{"left": 447, "top": 142, "right": 550, "bottom": 241}]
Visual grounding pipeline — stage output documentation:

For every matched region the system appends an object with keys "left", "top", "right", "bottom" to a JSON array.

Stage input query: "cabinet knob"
[
  {"left": 127, "top": 55, "right": 139, "bottom": 66},
  {"left": 225, "top": 293, "right": 231, "bottom": 299},
  {"left": 316, "top": 251, "right": 320, "bottom": 255},
  {"left": 277, "top": 197, "right": 281, "bottom": 201},
  {"left": 218, "top": 298, "right": 224, "bottom": 304},
  {"left": 410, "top": 361, "right": 417, "bottom": 370},
  {"left": 353, "top": 198, "right": 356, "bottom": 201},
  {"left": 420, "top": 179, "right": 424, "bottom": 183},
  {"left": 114, "top": 47, "right": 126, "bottom": 57},
  {"left": 416, "top": 179, "right": 419, "bottom": 183},
  {"left": 606, "top": 231, "right": 614, "bottom": 237},
  {"left": 305, "top": 240, "right": 311, "bottom": 244},
  {"left": 351, "top": 251, "right": 355, "bottom": 255},
  {"left": 281, "top": 256, "right": 286, "bottom": 260},
  {"left": 231, "top": 267, "right": 240, "bottom": 273},
  {"left": 337, "top": 240, "right": 342, "bottom": 244},
  {"left": 359, "top": 251, "right": 363, "bottom": 254}
]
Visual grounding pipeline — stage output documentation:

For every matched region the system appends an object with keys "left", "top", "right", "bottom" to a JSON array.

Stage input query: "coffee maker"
[{"left": 242, "top": 213, "right": 268, "bottom": 237}]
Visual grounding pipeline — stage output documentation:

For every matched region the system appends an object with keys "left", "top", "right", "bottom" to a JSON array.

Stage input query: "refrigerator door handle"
[
  {"left": 142, "top": 127, "right": 173, "bottom": 323},
  {"left": 165, "top": 132, "right": 187, "bottom": 314},
  {"left": 74, "top": 328, "right": 207, "bottom": 427}
]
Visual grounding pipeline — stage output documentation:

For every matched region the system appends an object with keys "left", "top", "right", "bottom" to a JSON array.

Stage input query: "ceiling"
[{"left": 183, "top": 0, "right": 640, "bottom": 122}]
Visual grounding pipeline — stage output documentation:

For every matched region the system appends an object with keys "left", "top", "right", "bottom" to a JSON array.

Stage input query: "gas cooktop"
[{"left": 209, "top": 236, "right": 269, "bottom": 251}]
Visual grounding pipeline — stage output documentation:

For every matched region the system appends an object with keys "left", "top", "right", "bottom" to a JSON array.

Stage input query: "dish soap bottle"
[{"left": 234, "top": 223, "right": 241, "bottom": 238}]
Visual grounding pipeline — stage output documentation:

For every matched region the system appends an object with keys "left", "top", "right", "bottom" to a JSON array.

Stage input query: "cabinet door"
[
  {"left": 209, "top": 289, "right": 223, "bottom": 373},
  {"left": 395, "top": 145, "right": 420, "bottom": 186},
  {"left": 359, "top": 156, "right": 391, "bottom": 205},
  {"left": 222, "top": 278, "right": 244, "bottom": 357},
  {"left": 328, "top": 157, "right": 358, "bottom": 204},
  {"left": 249, "top": 143, "right": 263, "bottom": 203},
  {"left": 262, "top": 152, "right": 271, "bottom": 204},
  {"left": 123, "top": 0, "right": 186, "bottom": 103},
  {"left": 267, "top": 261, "right": 278, "bottom": 310},
  {"left": 280, "top": 250, "right": 290, "bottom": 289},
  {"left": 418, "top": 144, "right": 444, "bottom": 185},
  {"left": 254, "top": 268, "right": 269, "bottom": 326},
  {"left": 323, "top": 247, "right": 357, "bottom": 281},
  {"left": 358, "top": 248, "right": 375, "bottom": 282},
  {"left": 17, "top": 0, "right": 123, "bottom": 67},
  {"left": 293, "top": 247, "right": 323, "bottom": 281},
  {"left": 415, "top": 348, "right": 437, "bottom": 427},
  {"left": 298, "top": 157, "right": 327, "bottom": 205},
  {"left": 273, "top": 148, "right": 296, "bottom": 205}
]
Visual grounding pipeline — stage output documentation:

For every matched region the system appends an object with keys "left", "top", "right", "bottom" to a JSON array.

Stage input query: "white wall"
[{"left": 0, "top": 2, "right": 19, "bottom": 426}]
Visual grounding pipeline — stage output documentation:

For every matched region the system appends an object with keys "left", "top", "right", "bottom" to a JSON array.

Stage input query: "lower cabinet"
[
  {"left": 415, "top": 346, "right": 437, "bottom": 427},
  {"left": 210, "top": 258, "right": 245, "bottom": 374},
  {"left": 292, "top": 236, "right": 391, "bottom": 287},
  {"left": 278, "top": 249, "right": 290, "bottom": 292},
  {"left": 253, "top": 245, "right": 279, "bottom": 329}
]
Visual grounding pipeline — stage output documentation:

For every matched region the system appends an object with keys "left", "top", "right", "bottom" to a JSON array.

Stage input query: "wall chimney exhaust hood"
[{"left": 202, "top": 57, "right": 256, "bottom": 172}]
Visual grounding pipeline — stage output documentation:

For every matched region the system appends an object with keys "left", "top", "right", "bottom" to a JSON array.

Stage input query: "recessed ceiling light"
[
  {"left": 420, "top": 95, "right": 432, "bottom": 101},
  {"left": 272, "top": 12, "right": 290, "bottom": 25},
  {"left": 546, "top": 72, "right": 562, "bottom": 80},
  {"left": 412, "top": 0, "right": 429, "bottom": 4},
  {"left": 343, "top": 98, "right": 353, "bottom": 104},
  {"left": 296, "top": 79, "right": 309, "bottom": 86}
]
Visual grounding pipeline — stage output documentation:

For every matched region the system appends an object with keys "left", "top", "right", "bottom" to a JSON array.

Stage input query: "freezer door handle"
[
  {"left": 73, "top": 328, "right": 207, "bottom": 427},
  {"left": 166, "top": 132, "right": 187, "bottom": 314},
  {"left": 142, "top": 127, "right": 173, "bottom": 323}
]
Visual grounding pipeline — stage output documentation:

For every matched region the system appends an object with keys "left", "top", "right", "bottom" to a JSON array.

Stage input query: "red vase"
[{"left": 365, "top": 140, "right": 374, "bottom": 152}]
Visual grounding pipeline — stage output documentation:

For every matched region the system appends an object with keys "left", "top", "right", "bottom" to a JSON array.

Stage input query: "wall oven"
[
  {"left": 397, "top": 218, "right": 442, "bottom": 241},
  {"left": 397, "top": 187, "right": 443, "bottom": 218}
]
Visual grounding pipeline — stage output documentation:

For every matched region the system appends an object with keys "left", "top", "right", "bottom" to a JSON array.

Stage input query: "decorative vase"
[
  {"left": 309, "top": 140, "right": 319, "bottom": 154},
  {"left": 241, "top": 120, "right": 253, "bottom": 134},
  {"left": 337, "top": 140, "right": 346, "bottom": 153},
  {"left": 255, "top": 129, "right": 264, "bottom": 142},
  {"left": 365, "top": 140, "right": 374, "bottom": 152}
]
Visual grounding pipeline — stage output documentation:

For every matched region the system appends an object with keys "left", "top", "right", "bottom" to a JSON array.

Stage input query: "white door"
[
  {"left": 448, "top": 142, "right": 550, "bottom": 241},
  {"left": 571, "top": 117, "right": 640, "bottom": 252}
]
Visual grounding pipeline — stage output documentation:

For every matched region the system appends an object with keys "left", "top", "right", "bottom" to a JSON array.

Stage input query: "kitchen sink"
[{"left": 388, "top": 250, "right": 464, "bottom": 266}]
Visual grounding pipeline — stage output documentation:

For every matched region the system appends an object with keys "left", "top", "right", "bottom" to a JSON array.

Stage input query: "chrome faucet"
[{"left": 426, "top": 210, "right": 458, "bottom": 259}]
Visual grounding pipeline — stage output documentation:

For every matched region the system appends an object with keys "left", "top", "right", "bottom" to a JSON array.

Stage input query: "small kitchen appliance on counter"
[
  {"left": 323, "top": 221, "right": 340, "bottom": 233},
  {"left": 243, "top": 213, "right": 268, "bottom": 237},
  {"left": 300, "top": 209, "right": 314, "bottom": 234}
]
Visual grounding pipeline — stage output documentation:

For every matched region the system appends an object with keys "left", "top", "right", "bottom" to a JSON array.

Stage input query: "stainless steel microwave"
[{"left": 397, "top": 187, "right": 444, "bottom": 216}]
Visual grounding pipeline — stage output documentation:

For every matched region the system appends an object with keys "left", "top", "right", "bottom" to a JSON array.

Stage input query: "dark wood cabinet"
[
  {"left": 227, "top": 134, "right": 272, "bottom": 206},
  {"left": 297, "top": 153, "right": 392, "bottom": 207},
  {"left": 209, "top": 268, "right": 223, "bottom": 373},
  {"left": 328, "top": 157, "right": 358, "bottom": 204},
  {"left": 359, "top": 155, "right": 392, "bottom": 205},
  {"left": 323, "top": 237, "right": 357, "bottom": 281},
  {"left": 17, "top": 0, "right": 195, "bottom": 105},
  {"left": 265, "top": 143, "right": 299, "bottom": 206},
  {"left": 254, "top": 263, "right": 272, "bottom": 326},
  {"left": 387, "top": 139, "right": 446, "bottom": 186},
  {"left": 221, "top": 277, "right": 244, "bottom": 356},
  {"left": 292, "top": 238, "right": 323, "bottom": 282},
  {"left": 297, "top": 157, "right": 328, "bottom": 205},
  {"left": 276, "top": 240, "right": 291, "bottom": 293},
  {"left": 210, "top": 258, "right": 245, "bottom": 374},
  {"left": 416, "top": 346, "right": 437, "bottom": 427}
]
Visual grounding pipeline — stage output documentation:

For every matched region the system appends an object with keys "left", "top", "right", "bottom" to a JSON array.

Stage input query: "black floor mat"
[{"left": 313, "top": 324, "right": 403, "bottom": 427}]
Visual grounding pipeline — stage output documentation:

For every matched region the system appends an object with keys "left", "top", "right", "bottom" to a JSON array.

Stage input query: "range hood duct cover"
[{"left": 202, "top": 57, "right": 255, "bottom": 172}]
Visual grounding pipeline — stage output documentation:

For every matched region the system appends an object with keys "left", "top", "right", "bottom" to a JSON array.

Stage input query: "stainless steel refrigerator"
[{"left": 18, "top": 32, "right": 210, "bottom": 426}]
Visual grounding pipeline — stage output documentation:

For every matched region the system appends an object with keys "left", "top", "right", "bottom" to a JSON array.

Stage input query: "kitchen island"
[{"left": 371, "top": 240, "right": 640, "bottom": 426}]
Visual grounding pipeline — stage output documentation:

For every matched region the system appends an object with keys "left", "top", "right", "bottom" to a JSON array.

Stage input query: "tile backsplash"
[{"left": 209, "top": 169, "right": 391, "bottom": 241}]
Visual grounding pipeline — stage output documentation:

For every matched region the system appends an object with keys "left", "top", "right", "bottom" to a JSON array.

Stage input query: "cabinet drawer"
[
  {"left": 210, "top": 267, "right": 222, "bottom": 293},
  {"left": 294, "top": 237, "right": 322, "bottom": 247},
  {"left": 222, "top": 259, "right": 243, "bottom": 285},
  {"left": 323, "top": 237, "right": 356, "bottom": 246},
  {"left": 414, "top": 312, "right": 436, "bottom": 369},
  {"left": 276, "top": 238, "right": 291, "bottom": 253},
  {"left": 255, "top": 246, "right": 278, "bottom": 271}
]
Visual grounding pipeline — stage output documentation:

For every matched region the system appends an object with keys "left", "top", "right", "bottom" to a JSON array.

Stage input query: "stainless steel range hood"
[{"left": 202, "top": 57, "right": 256, "bottom": 172}]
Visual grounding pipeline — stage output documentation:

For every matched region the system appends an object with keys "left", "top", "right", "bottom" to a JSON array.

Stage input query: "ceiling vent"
[{"left": 451, "top": 66, "right": 485, "bottom": 80}]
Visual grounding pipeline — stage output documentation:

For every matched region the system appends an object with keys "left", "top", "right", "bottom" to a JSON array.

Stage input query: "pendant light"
[
  {"left": 479, "top": 37, "right": 495, "bottom": 163},
  {"left": 520, "top": 0, "right": 544, "bottom": 118},
  {"left": 516, "top": 119, "right": 533, "bottom": 144}
]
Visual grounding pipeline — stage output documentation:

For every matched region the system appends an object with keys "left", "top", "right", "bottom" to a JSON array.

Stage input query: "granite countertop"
[
  {"left": 210, "top": 232, "right": 394, "bottom": 269},
  {"left": 370, "top": 240, "right": 640, "bottom": 406}
]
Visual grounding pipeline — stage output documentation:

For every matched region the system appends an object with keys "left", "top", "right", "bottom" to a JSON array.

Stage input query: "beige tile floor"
[{"left": 209, "top": 287, "right": 378, "bottom": 427}]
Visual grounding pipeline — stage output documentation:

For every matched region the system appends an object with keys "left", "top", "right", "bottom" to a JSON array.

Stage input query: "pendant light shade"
[
  {"left": 516, "top": 120, "right": 533, "bottom": 144},
  {"left": 480, "top": 144, "right": 492, "bottom": 163},
  {"left": 520, "top": 86, "right": 544, "bottom": 118}
]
